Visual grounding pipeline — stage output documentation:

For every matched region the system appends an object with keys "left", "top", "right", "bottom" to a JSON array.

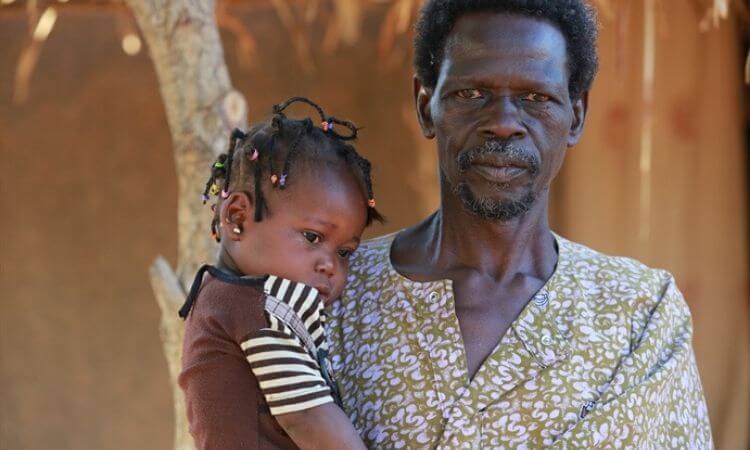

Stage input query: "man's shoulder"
[
  {"left": 335, "top": 233, "right": 398, "bottom": 311},
  {"left": 558, "top": 234, "right": 671, "bottom": 285},
  {"left": 348, "top": 232, "right": 397, "bottom": 279},
  {"left": 556, "top": 234, "right": 689, "bottom": 321}
]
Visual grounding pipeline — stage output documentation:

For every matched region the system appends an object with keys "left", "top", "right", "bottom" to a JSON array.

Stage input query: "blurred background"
[{"left": 1, "top": 0, "right": 748, "bottom": 448}]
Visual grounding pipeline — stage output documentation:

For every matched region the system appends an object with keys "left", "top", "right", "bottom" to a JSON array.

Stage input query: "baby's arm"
[
  {"left": 243, "top": 327, "right": 366, "bottom": 449},
  {"left": 275, "top": 403, "right": 366, "bottom": 450}
]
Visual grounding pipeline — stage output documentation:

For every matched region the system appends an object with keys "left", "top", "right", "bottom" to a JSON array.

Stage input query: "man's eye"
[
  {"left": 303, "top": 231, "right": 321, "bottom": 244},
  {"left": 522, "top": 92, "right": 550, "bottom": 102},
  {"left": 337, "top": 249, "right": 353, "bottom": 259},
  {"left": 456, "top": 89, "right": 484, "bottom": 99}
]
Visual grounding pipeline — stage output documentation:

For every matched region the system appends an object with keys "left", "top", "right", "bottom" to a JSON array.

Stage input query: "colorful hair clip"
[
  {"left": 214, "top": 161, "right": 225, "bottom": 169},
  {"left": 201, "top": 194, "right": 210, "bottom": 204},
  {"left": 279, "top": 174, "right": 287, "bottom": 187},
  {"left": 209, "top": 183, "right": 221, "bottom": 196},
  {"left": 221, "top": 190, "right": 229, "bottom": 199},
  {"left": 368, "top": 199, "right": 377, "bottom": 208},
  {"left": 322, "top": 120, "right": 334, "bottom": 132},
  {"left": 249, "top": 149, "right": 259, "bottom": 161}
]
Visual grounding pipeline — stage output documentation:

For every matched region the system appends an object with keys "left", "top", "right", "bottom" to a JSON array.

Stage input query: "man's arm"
[{"left": 554, "top": 275, "right": 713, "bottom": 448}]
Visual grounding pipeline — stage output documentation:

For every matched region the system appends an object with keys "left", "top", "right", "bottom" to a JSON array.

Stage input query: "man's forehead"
[{"left": 444, "top": 12, "right": 567, "bottom": 66}]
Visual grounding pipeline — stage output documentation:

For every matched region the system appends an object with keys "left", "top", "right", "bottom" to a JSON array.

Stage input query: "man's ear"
[
  {"left": 413, "top": 76, "right": 436, "bottom": 139},
  {"left": 567, "top": 91, "right": 589, "bottom": 147},
  {"left": 220, "top": 191, "right": 254, "bottom": 240}
]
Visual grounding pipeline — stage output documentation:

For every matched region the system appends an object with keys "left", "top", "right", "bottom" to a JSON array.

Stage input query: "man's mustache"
[{"left": 457, "top": 140, "right": 540, "bottom": 175}]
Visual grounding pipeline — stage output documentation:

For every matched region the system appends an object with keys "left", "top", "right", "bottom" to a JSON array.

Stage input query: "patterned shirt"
[{"left": 328, "top": 233, "right": 713, "bottom": 449}]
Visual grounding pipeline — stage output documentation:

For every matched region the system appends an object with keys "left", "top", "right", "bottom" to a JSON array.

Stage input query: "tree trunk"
[{"left": 124, "top": 0, "right": 247, "bottom": 448}]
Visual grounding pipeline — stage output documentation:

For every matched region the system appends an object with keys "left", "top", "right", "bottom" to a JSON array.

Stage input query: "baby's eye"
[
  {"left": 337, "top": 248, "right": 354, "bottom": 259},
  {"left": 456, "top": 89, "right": 484, "bottom": 100},
  {"left": 303, "top": 231, "right": 322, "bottom": 244}
]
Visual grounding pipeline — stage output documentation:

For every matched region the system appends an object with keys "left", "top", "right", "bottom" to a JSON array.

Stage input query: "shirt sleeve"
[
  {"left": 554, "top": 274, "right": 714, "bottom": 448},
  {"left": 242, "top": 312, "right": 334, "bottom": 416}
]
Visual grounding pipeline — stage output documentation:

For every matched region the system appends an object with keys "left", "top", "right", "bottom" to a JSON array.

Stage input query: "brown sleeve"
[
  {"left": 178, "top": 279, "right": 267, "bottom": 450},
  {"left": 180, "top": 354, "right": 259, "bottom": 450}
]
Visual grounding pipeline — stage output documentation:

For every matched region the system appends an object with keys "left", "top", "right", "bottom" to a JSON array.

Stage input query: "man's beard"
[
  {"left": 453, "top": 140, "right": 540, "bottom": 221},
  {"left": 455, "top": 183, "right": 536, "bottom": 221}
]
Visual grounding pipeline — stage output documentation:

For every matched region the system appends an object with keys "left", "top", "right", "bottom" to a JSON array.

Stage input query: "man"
[{"left": 328, "top": 0, "right": 713, "bottom": 448}]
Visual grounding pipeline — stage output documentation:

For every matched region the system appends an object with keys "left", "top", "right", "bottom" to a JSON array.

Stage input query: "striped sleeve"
[{"left": 241, "top": 313, "right": 333, "bottom": 416}]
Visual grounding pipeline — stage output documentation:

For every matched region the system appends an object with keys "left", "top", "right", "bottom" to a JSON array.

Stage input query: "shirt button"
[
  {"left": 541, "top": 335, "right": 553, "bottom": 346},
  {"left": 429, "top": 291, "right": 439, "bottom": 302},
  {"left": 533, "top": 292, "right": 549, "bottom": 306}
]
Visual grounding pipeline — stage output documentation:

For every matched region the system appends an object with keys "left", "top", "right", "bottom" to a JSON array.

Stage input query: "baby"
[{"left": 178, "top": 97, "right": 382, "bottom": 449}]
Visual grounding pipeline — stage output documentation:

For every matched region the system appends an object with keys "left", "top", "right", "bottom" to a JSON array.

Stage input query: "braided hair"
[{"left": 202, "top": 97, "right": 384, "bottom": 242}]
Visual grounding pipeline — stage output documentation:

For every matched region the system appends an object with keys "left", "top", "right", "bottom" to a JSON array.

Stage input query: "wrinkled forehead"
[{"left": 439, "top": 12, "right": 569, "bottom": 87}]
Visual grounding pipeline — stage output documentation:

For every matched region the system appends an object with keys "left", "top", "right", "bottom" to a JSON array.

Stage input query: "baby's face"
[{"left": 231, "top": 164, "right": 368, "bottom": 304}]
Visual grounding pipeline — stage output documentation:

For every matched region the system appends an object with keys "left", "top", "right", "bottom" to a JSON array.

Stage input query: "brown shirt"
[{"left": 179, "top": 271, "right": 299, "bottom": 450}]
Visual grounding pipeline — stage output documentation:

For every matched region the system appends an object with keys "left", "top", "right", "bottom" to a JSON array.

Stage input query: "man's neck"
[{"left": 392, "top": 188, "right": 557, "bottom": 284}]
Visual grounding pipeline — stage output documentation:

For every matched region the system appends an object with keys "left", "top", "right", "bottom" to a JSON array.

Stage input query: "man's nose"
[{"left": 478, "top": 96, "right": 526, "bottom": 140}]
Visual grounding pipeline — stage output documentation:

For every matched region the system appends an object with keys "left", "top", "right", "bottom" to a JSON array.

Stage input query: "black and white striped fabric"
[{"left": 241, "top": 275, "right": 333, "bottom": 415}]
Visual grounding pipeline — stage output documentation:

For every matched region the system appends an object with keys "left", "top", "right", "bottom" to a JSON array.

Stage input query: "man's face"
[{"left": 416, "top": 12, "right": 586, "bottom": 221}]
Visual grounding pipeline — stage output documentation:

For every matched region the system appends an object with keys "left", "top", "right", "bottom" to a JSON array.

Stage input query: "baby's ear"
[{"left": 221, "top": 192, "right": 254, "bottom": 240}]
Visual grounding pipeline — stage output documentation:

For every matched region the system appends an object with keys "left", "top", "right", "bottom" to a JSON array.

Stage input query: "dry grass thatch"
[{"left": 3, "top": 0, "right": 749, "bottom": 104}]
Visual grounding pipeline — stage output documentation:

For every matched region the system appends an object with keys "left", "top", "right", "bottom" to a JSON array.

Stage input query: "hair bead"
[{"left": 202, "top": 97, "right": 383, "bottom": 231}]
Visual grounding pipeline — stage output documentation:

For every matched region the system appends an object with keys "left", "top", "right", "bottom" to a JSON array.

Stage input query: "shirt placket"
[
  {"left": 407, "top": 279, "right": 473, "bottom": 444},
  {"left": 434, "top": 288, "right": 573, "bottom": 449}
]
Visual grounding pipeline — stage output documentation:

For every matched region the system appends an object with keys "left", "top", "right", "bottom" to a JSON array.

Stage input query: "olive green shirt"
[{"left": 328, "top": 233, "right": 712, "bottom": 449}]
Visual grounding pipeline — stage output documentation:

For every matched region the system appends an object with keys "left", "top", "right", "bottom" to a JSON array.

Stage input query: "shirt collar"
[
  {"left": 263, "top": 275, "right": 327, "bottom": 336},
  {"left": 381, "top": 232, "right": 577, "bottom": 369}
]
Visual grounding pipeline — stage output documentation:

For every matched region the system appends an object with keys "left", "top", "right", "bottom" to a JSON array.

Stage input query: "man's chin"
[{"left": 456, "top": 183, "right": 536, "bottom": 221}]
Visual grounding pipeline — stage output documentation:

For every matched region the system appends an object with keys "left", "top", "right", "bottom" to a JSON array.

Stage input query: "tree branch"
[{"left": 125, "top": 0, "right": 248, "bottom": 447}]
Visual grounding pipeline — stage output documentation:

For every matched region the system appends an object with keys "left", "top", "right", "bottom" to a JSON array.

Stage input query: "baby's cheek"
[{"left": 330, "top": 273, "right": 348, "bottom": 301}]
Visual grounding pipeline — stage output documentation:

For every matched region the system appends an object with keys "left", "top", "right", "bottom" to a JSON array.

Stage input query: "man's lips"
[
  {"left": 470, "top": 159, "right": 528, "bottom": 183},
  {"left": 470, "top": 155, "right": 529, "bottom": 170}
]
